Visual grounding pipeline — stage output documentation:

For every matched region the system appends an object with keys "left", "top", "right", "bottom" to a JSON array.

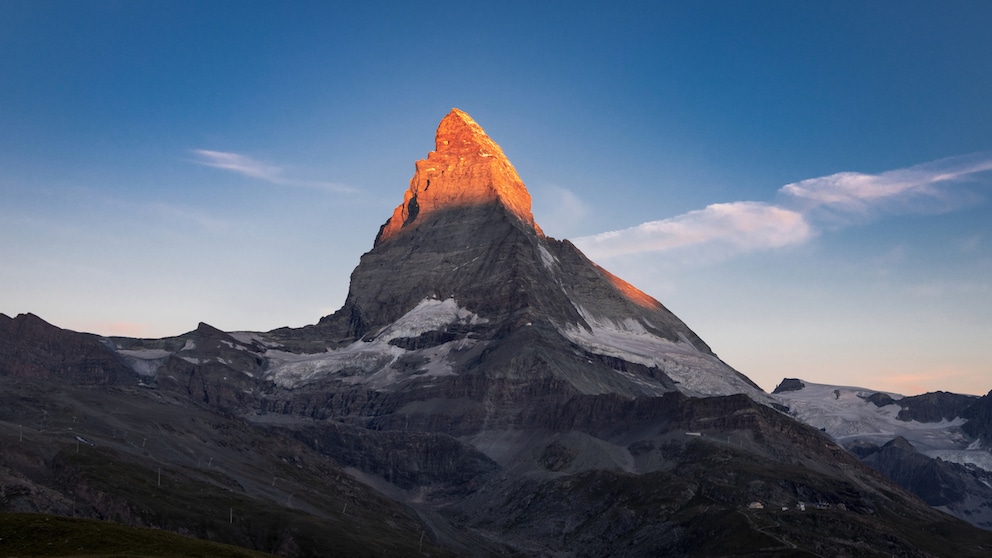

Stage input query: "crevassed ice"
[
  {"left": 561, "top": 305, "right": 766, "bottom": 400},
  {"left": 266, "top": 297, "right": 484, "bottom": 389},
  {"left": 265, "top": 342, "right": 406, "bottom": 388}
]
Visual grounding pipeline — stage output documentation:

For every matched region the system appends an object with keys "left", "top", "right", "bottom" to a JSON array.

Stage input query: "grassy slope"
[{"left": 0, "top": 512, "right": 276, "bottom": 557}]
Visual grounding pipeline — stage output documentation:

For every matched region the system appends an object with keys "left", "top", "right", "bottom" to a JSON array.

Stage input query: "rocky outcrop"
[
  {"left": 866, "top": 391, "right": 898, "bottom": 407},
  {"left": 859, "top": 437, "right": 992, "bottom": 529},
  {"left": 0, "top": 313, "right": 133, "bottom": 385},
  {"left": 772, "top": 378, "right": 805, "bottom": 394},
  {"left": 376, "top": 108, "right": 540, "bottom": 245},
  {"left": 275, "top": 421, "right": 500, "bottom": 490},
  {"left": 896, "top": 391, "right": 977, "bottom": 423},
  {"left": 962, "top": 390, "right": 992, "bottom": 445}
]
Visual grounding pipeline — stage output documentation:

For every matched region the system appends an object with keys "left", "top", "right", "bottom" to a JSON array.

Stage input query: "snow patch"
[
  {"left": 220, "top": 340, "right": 249, "bottom": 352},
  {"left": 373, "top": 297, "right": 486, "bottom": 343},
  {"left": 538, "top": 243, "right": 557, "bottom": 270},
  {"left": 180, "top": 339, "right": 195, "bottom": 351},
  {"left": 117, "top": 348, "right": 172, "bottom": 377}
]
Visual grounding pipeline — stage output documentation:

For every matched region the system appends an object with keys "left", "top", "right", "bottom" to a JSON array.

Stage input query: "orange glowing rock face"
[
  {"left": 376, "top": 108, "right": 542, "bottom": 244},
  {"left": 595, "top": 264, "right": 664, "bottom": 310}
]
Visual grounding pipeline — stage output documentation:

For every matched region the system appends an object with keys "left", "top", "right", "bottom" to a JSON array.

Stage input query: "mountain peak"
[{"left": 376, "top": 108, "right": 541, "bottom": 244}]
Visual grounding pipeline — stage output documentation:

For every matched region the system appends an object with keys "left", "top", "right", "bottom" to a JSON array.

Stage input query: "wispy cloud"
[
  {"left": 780, "top": 152, "right": 992, "bottom": 217},
  {"left": 193, "top": 150, "right": 283, "bottom": 181},
  {"left": 576, "top": 153, "right": 992, "bottom": 261},
  {"left": 577, "top": 202, "right": 811, "bottom": 260},
  {"left": 191, "top": 149, "right": 355, "bottom": 193}
]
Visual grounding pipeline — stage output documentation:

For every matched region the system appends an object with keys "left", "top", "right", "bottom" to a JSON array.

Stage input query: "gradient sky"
[{"left": 2, "top": 1, "right": 991, "bottom": 396}]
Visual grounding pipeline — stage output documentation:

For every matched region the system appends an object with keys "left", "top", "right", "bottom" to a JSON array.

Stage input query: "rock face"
[
  {"left": 963, "top": 390, "right": 992, "bottom": 445},
  {"left": 897, "top": 391, "right": 978, "bottom": 423},
  {"left": 376, "top": 109, "right": 540, "bottom": 244},
  {"left": 859, "top": 437, "right": 992, "bottom": 530},
  {"left": 0, "top": 313, "right": 133, "bottom": 385},
  {"left": 772, "top": 378, "right": 805, "bottom": 394}
]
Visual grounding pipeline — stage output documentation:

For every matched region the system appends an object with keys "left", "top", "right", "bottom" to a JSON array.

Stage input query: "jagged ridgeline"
[{"left": 2, "top": 110, "right": 992, "bottom": 557}]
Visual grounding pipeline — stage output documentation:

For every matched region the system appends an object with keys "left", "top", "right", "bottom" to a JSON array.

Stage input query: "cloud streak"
[
  {"left": 576, "top": 153, "right": 992, "bottom": 261},
  {"left": 780, "top": 152, "right": 992, "bottom": 215},
  {"left": 577, "top": 202, "right": 811, "bottom": 260},
  {"left": 192, "top": 149, "right": 355, "bottom": 193}
]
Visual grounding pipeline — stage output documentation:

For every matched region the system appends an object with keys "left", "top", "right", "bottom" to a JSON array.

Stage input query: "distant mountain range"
[
  {"left": 2, "top": 109, "right": 990, "bottom": 557},
  {"left": 772, "top": 378, "right": 992, "bottom": 529}
]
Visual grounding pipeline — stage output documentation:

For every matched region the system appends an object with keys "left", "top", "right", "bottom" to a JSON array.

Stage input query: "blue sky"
[{"left": 2, "top": 1, "right": 990, "bottom": 395}]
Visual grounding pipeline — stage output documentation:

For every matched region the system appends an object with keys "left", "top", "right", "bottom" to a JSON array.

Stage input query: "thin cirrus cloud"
[
  {"left": 192, "top": 149, "right": 355, "bottom": 193},
  {"left": 575, "top": 153, "right": 992, "bottom": 261},
  {"left": 575, "top": 202, "right": 812, "bottom": 260},
  {"left": 780, "top": 152, "right": 992, "bottom": 216}
]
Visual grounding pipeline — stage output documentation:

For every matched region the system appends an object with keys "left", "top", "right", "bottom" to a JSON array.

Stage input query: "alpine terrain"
[
  {"left": 773, "top": 378, "right": 992, "bottom": 530},
  {"left": 2, "top": 109, "right": 992, "bottom": 557}
]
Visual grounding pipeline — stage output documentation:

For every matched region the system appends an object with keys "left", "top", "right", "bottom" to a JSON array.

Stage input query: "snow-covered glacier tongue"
[
  {"left": 560, "top": 304, "right": 776, "bottom": 404},
  {"left": 265, "top": 297, "right": 487, "bottom": 389}
]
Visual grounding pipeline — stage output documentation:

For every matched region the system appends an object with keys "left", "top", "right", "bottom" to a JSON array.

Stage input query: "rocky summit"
[
  {"left": 2, "top": 109, "right": 992, "bottom": 557},
  {"left": 376, "top": 108, "right": 541, "bottom": 244}
]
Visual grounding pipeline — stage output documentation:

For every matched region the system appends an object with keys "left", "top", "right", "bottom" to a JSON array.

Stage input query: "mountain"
[
  {"left": 4, "top": 109, "right": 992, "bottom": 556},
  {"left": 256, "top": 108, "right": 772, "bottom": 431},
  {"left": 772, "top": 378, "right": 992, "bottom": 529}
]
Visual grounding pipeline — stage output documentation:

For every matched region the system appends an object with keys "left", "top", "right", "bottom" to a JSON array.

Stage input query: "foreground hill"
[{"left": 0, "top": 512, "right": 278, "bottom": 557}]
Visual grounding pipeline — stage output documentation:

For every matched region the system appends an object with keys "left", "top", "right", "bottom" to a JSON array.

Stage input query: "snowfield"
[
  {"left": 773, "top": 380, "right": 989, "bottom": 471},
  {"left": 560, "top": 305, "right": 774, "bottom": 403}
]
